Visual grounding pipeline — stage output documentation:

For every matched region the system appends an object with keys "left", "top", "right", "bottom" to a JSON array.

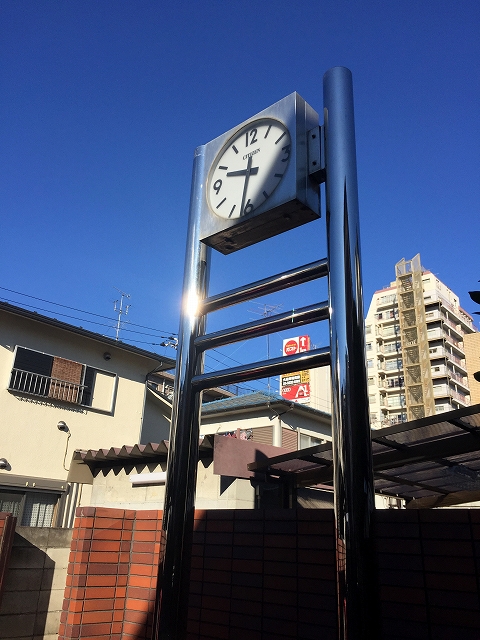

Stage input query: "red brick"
[
  {"left": 132, "top": 530, "right": 156, "bottom": 542},
  {"left": 134, "top": 521, "right": 157, "bottom": 530},
  {"left": 201, "top": 595, "right": 231, "bottom": 612},
  {"left": 126, "top": 598, "right": 150, "bottom": 612},
  {"left": 132, "top": 541, "right": 155, "bottom": 553},
  {"left": 90, "top": 540, "right": 121, "bottom": 552},
  {"left": 135, "top": 510, "right": 161, "bottom": 520},
  {"left": 82, "top": 598, "right": 115, "bottom": 611},
  {"left": 95, "top": 518, "right": 123, "bottom": 530},
  {"left": 231, "top": 559, "right": 262, "bottom": 574},
  {"left": 81, "top": 610, "right": 114, "bottom": 624},
  {"left": 130, "top": 563, "right": 153, "bottom": 576},
  {"left": 85, "top": 575, "right": 117, "bottom": 587},
  {"left": 88, "top": 563, "right": 119, "bottom": 575},
  {"left": 67, "top": 612, "right": 82, "bottom": 625},
  {"left": 92, "top": 528, "right": 122, "bottom": 541},
  {"left": 69, "top": 600, "right": 84, "bottom": 613},
  {"left": 131, "top": 552, "right": 155, "bottom": 565},
  {"left": 79, "top": 622, "right": 113, "bottom": 635},
  {"left": 203, "top": 570, "right": 231, "bottom": 584},
  {"left": 89, "top": 551, "right": 120, "bottom": 563},
  {"left": 123, "top": 621, "right": 147, "bottom": 635},
  {"left": 128, "top": 575, "right": 151, "bottom": 588},
  {"left": 84, "top": 586, "right": 116, "bottom": 599},
  {"left": 94, "top": 507, "right": 125, "bottom": 519},
  {"left": 125, "top": 609, "right": 152, "bottom": 623},
  {"left": 199, "top": 622, "right": 230, "bottom": 639},
  {"left": 127, "top": 586, "right": 152, "bottom": 600}
]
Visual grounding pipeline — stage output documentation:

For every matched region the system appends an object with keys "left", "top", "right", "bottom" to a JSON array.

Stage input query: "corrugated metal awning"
[{"left": 247, "top": 403, "right": 480, "bottom": 508}]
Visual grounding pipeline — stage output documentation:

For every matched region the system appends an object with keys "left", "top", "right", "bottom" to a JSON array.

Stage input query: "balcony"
[
  {"left": 9, "top": 368, "right": 87, "bottom": 405},
  {"left": 432, "top": 384, "right": 470, "bottom": 405}
]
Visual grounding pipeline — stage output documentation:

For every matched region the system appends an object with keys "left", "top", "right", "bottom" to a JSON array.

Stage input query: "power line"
[
  {"left": 0, "top": 296, "right": 176, "bottom": 339},
  {"left": 0, "top": 286, "right": 177, "bottom": 335}
]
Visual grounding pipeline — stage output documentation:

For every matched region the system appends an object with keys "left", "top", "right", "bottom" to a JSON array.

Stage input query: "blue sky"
[{"left": 1, "top": 1, "right": 479, "bottom": 391}]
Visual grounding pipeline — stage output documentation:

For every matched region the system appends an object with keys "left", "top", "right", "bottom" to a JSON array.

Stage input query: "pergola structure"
[{"left": 248, "top": 403, "right": 480, "bottom": 509}]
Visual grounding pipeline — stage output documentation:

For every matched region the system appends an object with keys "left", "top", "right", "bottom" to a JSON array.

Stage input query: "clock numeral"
[
  {"left": 213, "top": 179, "right": 222, "bottom": 195},
  {"left": 229, "top": 205, "right": 236, "bottom": 217},
  {"left": 216, "top": 198, "right": 226, "bottom": 208},
  {"left": 275, "top": 131, "right": 286, "bottom": 145},
  {"left": 243, "top": 199, "right": 254, "bottom": 216},
  {"left": 232, "top": 145, "right": 239, "bottom": 154},
  {"left": 245, "top": 128, "right": 258, "bottom": 147},
  {"left": 263, "top": 191, "right": 269, "bottom": 199},
  {"left": 264, "top": 125, "right": 272, "bottom": 139},
  {"left": 281, "top": 144, "right": 291, "bottom": 162},
  {"left": 274, "top": 173, "right": 283, "bottom": 178},
  {"left": 218, "top": 165, "right": 228, "bottom": 170}
]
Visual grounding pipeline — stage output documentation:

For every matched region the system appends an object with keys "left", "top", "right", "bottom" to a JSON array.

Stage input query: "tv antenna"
[
  {"left": 113, "top": 288, "right": 131, "bottom": 341},
  {"left": 249, "top": 303, "right": 282, "bottom": 392}
]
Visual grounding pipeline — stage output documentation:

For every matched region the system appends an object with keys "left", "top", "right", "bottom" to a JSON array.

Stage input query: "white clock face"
[{"left": 207, "top": 118, "right": 291, "bottom": 219}]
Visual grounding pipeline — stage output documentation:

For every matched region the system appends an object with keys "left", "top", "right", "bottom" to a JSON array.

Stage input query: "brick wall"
[
  {"left": 49, "top": 357, "right": 83, "bottom": 402},
  {"left": 59, "top": 507, "right": 480, "bottom": 640}
]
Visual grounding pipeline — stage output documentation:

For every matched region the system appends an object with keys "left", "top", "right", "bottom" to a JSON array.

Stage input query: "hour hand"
[{"left": 226, "top": 167, "right": 259, "bottom": 177}]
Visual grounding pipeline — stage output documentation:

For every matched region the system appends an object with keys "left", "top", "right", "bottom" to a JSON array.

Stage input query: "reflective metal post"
[
  {"left": 153, "top": 145, "right": 210, "bottom": 640},
  {"left": 324, "top": 67, "right": 377, "bottom": 640}
]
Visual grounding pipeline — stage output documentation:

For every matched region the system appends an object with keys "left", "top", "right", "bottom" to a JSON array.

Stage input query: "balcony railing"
[{"left": 9, "top": 368, "right": 87, "bottom": 405}]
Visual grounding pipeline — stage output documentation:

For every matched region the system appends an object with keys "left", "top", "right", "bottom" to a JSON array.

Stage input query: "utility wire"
[
  {"left": 0, "top": 286, "right": 177, "bottom": 335},
  {"left": 0, "top": 297, "right": 176, "bottom": 339}
]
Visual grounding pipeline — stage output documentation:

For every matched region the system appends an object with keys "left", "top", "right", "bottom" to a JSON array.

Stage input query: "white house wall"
[{"left": 0, "top": 310, "right": 160, "bottom": 482}]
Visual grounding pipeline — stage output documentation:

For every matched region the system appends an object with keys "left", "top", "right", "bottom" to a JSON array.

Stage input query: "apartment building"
[{"left": 365, "top": 255, "right": 476, "bottom": 428}]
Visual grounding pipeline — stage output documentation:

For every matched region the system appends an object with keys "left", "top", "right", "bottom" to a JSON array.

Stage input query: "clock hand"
[
  {"left": 239, "top": 155, "right": 253, "bottom": 217},
  {"left": 226, "top": 167, "right": 259, "bottom": 177}
]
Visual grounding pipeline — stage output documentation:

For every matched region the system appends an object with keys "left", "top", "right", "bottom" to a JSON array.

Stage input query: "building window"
[
  {"left": 9, "top": 347, "right": 116, "bottom": 412},
  {"left": 367, "top": 360, "right": 374, "bottom": 368},
  {"left": 368, "top": 377, "right": 375, "bottom": 386},
  {"left": 0, "top": 489, "right": 59, "bottom": 527},
  {"left": 369, "top": 394, "right": 377, "bottom": 403},
  {"left": 365, "top": 325, "right": 372, "bottom": 335},
  {"left": 299, "top": 434, "right": 324, "bottom": 449},
  {"left": 366, "top": 343, "right": 372, "bottom": 351}
]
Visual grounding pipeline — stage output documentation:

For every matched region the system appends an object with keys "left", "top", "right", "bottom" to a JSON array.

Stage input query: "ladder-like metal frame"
[{"left": 153, "top": 67, "right": 377, "bottom": 640}]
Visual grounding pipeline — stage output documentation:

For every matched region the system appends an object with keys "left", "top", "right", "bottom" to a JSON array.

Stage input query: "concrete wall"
[
  {"left": 0, "top": 309, "right": 161, "bottom": 482},
  {"left": 88, "top": 460, "right": 256, "bottom": 511},
  {"left": 0, "top": 526, "right": 72, "bottom": 640}
]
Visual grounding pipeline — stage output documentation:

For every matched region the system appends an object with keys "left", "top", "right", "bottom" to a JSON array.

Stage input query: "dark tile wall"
[{"left": 58, "top": 507, "right": 480, "bottom": 640}]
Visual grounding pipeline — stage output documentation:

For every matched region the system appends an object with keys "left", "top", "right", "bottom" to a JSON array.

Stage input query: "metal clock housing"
[{"left": 198, "top": 93, "right": 320, "bottom": 254}]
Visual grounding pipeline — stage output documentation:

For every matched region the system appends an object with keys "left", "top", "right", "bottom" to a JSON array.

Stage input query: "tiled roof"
[
  {"left": 201, "top": 390, "right": 330, "bottom": 419},
  {"left": 0, "top": 300, "right": 176, "bottom": 369}
]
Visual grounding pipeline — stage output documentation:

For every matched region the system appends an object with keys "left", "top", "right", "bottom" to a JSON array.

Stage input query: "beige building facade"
[
  {"left": 365, "top": 256, "right": 476, "bottom": 428},
  {"left": 0, "top": 302, "right": 175, "bottom": 528},
  {"left": 464, "top": 332, "right": 480, "bottom": 404}
]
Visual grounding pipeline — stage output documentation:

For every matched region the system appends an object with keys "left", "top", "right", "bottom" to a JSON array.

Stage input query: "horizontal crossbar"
[
  {"left": 192, "top": 347, "right": 330, "bottom": 392},
  {"left": 195, "top": 302, "right": 329, "bottom": 353},
  {"left": 201, "top": 259, "right": 328, "bottom": 315}
]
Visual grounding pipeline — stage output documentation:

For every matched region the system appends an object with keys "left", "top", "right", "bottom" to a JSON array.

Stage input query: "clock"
[
  {"left": 207, "top": 119, "right": 291, "bottom": 220},
  {"left": 198, "top": 92, "right": 320, "bottom": 254}
]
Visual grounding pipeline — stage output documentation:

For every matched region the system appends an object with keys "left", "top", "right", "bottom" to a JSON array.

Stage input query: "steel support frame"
[
  {"left": 324, "top": 66, "right": 377, "bottom": 640},
  {"left": 154, "top": 66, "right": 376, "bottom": 640}
]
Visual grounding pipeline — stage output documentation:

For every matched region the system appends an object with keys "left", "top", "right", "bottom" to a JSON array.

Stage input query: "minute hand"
[{"left": 226, "top": 167, "right": 259, "bottom": 177}]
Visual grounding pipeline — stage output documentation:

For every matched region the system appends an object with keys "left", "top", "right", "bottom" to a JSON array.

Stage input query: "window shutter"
[
  {"left": 14, "top": 347, "right": 53, "bottom": 376},
  {"left": 251, "top": 426, "right": 273, "bottom": 445}
]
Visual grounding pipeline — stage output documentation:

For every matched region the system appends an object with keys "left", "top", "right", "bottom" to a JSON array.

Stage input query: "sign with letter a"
[{"left": 280, "top": 335, "right": 311, "bottom": 403}]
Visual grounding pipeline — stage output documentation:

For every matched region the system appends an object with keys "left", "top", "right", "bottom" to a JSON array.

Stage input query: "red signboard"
[{"left": 281, "top": 336, "right": 311, "bottom": 404}]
